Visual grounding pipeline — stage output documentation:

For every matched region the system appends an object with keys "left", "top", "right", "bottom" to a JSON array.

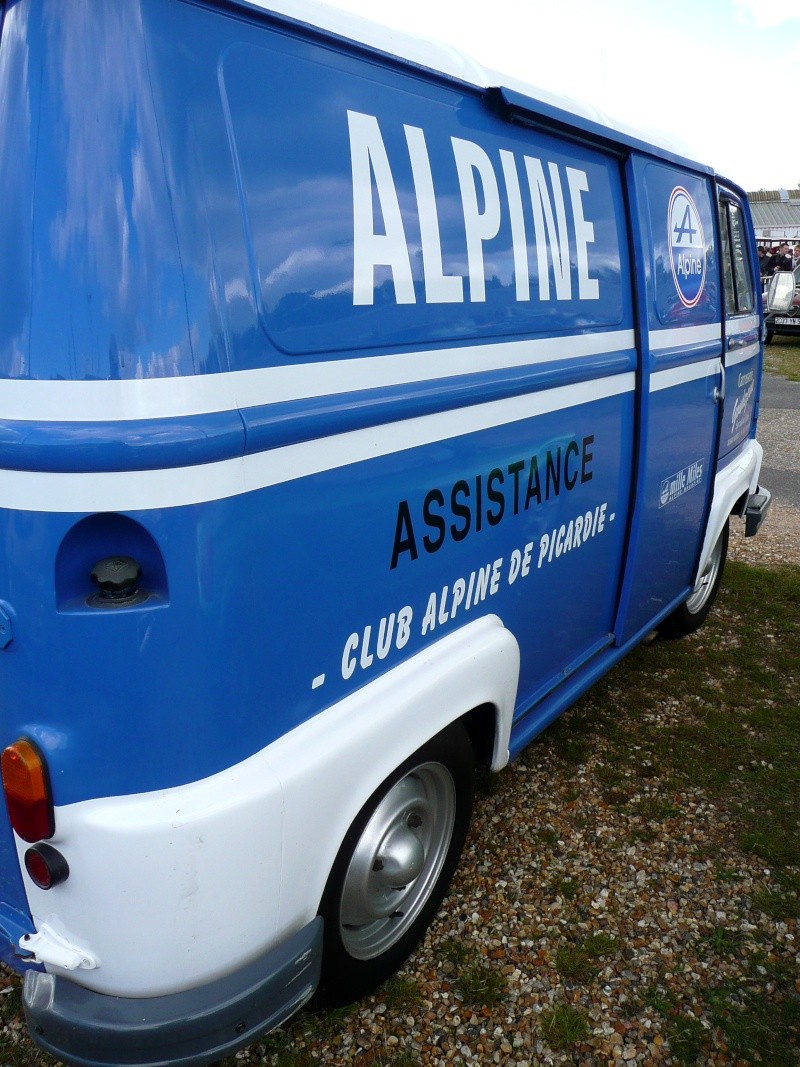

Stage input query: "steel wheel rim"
[
  {"left": 685, "top": 534, "right": 723, "bottom": 614},
  {"left": 338, "top": 762, "right": 456, "bottom": 960}
]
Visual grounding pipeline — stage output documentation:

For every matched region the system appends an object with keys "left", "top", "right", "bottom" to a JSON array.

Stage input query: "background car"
[{"left": 764, "top": 265, "right": 800, "bottom": 342}]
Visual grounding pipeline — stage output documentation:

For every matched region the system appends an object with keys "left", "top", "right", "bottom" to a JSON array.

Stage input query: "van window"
[
  {"left": 221, "top": 35, "right": 629, "bottom": 357},
  {"left": 718, "top": 202, "right": 736, "bottom": 317},
  {"left": 719, "top": 199, "right": 754, "bottom": 315}
]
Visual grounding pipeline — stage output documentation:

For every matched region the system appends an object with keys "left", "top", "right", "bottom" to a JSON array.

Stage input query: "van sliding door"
[{"left": 615, "top": 158, "right": 723, "bottom": 641}]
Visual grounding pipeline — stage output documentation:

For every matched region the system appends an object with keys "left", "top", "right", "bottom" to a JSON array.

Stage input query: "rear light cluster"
[
  {"left": 1, "top": 738, "right": 69, "bottom": 889},
  {"left": 1, "top": 738, "right": 54, "bottom": 842}
]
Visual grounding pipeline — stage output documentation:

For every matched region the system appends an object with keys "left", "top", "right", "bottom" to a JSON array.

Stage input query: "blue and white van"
[{"left": 0, "top": 1, "right": 770, "bottom": 1064}]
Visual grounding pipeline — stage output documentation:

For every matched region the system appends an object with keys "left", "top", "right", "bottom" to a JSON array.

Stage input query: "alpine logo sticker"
[
  {"left": 659, "top": 459, "right": 704, "bottom": 508},
  {"left": 668, "top": 187, "right": 706, "bottom": 308}
]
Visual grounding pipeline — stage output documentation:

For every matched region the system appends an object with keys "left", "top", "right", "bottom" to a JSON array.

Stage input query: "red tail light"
[
  {"left": 25, "top": 843, "right": 69, "bottom": 889},
  {"left": 1, "top": 738, "right": 55, "bottom": 843}
]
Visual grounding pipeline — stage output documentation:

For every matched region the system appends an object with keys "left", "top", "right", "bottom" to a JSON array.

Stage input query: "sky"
[{"left": 322, "top": 0, "right": 800, "bottom": 193}]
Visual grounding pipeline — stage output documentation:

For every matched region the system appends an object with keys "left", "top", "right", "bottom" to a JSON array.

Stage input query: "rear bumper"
[
  {"left": 744, "top": 486, "right": 772, "bottom": 537},
  {"left": 23, "top": 917, "right": 322, "bottom": 1067}
]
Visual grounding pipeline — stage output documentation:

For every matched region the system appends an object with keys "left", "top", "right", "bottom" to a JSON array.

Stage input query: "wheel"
[
  {"left": 765, "top": 329, "right": 774, "bottom": 344},
  {"left": 659, "top": 521, "right": 728, "bottom": 638},
  {"left": 314, "top": 721, "right": 474, "bottom": 1007}
]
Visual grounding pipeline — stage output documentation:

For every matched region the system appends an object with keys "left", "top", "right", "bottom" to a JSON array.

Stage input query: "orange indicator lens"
[{"left": 1, "top": 738, "right": 55, "bottom": 843}]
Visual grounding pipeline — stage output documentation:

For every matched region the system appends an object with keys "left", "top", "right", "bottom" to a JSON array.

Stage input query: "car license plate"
[{"left": 774, "top": 317, "right": 799, "bottom": 326}]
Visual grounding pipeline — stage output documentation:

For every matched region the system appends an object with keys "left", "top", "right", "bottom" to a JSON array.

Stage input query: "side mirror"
[{"left": 767, "top": 271, "right": 796, "bottom": 312}]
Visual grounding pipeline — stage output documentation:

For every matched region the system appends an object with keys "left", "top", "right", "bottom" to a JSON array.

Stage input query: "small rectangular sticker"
[{"left": 659, "top": 460, "right": 703, "bottom": 507}]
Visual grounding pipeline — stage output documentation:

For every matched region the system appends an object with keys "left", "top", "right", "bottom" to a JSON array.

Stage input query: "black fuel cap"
[{"left": 90, "top": 556, "right": 142, "bottom": 602}]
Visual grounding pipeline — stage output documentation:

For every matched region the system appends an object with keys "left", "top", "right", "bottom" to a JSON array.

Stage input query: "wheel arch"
[
  {"left": 696, "top": 439, "right": 762, "bottom": 586},
  {"left": 272, "top": 615, "right": 520, "bottom": 934}
]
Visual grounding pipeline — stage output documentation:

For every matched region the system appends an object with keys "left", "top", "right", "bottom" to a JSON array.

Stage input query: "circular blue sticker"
[{"left": 668, "top": 187, "right": 706, "bottom": 308}]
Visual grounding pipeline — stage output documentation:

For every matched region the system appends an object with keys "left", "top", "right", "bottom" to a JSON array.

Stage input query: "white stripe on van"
[
  {"left": 649, "top": 323, "right": 722, "bottom": 350},
  {"left": 726, "top": 313, "right": 760, "bottom": 336},
  {"left": 650, "top": 358, "right": 720, "bottom": 393},
  {"left": 725, "top": 342, "right": 760, "bottom": 368},
  {"left": 0, "top": 332, "right": 635, "bottom": 423},
  {"left": 0, "top": 372, "right": 635, "bottom": 513}
]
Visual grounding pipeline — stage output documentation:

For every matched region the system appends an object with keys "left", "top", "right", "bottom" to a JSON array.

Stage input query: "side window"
[
  {"left": 718, "top": 201, "right": 736, "bottom": 317},
  {"left": 729, "top": 204, "right": 755, "bottom": 312},
  {"left": 719, "top": 198, "right": 754, "bottom": 316}
]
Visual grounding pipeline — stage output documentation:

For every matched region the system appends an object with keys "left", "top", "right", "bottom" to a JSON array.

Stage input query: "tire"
[
  {"left": 314, "top": 721, "right": 474, "bottom": 1007},
  {"left": 765, "top": 329, "right": 774, "bottom": 344},
  {"left": 659, "top": 521, "right": 728, "bottom": 639}
]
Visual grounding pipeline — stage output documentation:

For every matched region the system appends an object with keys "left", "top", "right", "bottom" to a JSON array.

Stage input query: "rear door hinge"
[{"left": 18, "top": 924, "right": 98, "bottom": 971}]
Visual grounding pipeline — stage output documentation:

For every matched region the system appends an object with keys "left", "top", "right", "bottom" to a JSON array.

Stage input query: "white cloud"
[{"left": 734, "top": 0, "right": 800, "bottom": 27}]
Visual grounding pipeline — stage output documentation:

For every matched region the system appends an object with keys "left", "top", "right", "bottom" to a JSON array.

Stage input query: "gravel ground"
[
  {"left": 728, "top": 500, "right": 800, "bottom": 567},
  {"left": 756, "top": 412, "right": 800, "bottom": 478},
  {"left": 1, "top": 509, "right": 797, "bottom": 1067}
]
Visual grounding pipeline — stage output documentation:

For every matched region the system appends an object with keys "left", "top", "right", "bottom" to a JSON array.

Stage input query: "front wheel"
[
  {"left": 659, "top": 521, "right": 728, "bottom": 638},
  {"left": 765, "top": 329, "right": 774, "bottom": 344},
  {"left": 314, "top": 721, "right": 474, "bottom": 1007}
]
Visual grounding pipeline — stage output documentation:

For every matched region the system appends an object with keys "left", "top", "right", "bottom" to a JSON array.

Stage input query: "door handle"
[
  {"left": 713, "top": 362, "right": 725, "bottom": 403},
  {"left": 727, "top": 336, "right": 749, "bottom": 350}
]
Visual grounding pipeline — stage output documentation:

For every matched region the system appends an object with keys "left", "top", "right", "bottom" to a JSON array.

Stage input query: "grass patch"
[
  {"left": 642, "top": 984, "right": 675, "bottom": 1016},
  {"left": 668, "top": 1014, "right": 706, "bottom": 1064},
  {"left": 253, "top": 1004, "right": 357, "bottom": 1065},
  {"left": 543, "top": 715, "right": 594, "bottom": 765},
  {"left": 454, "top": 961, "right": 507, "bottom": 1006},
  {"left": 739, "top": 824, "right": 799, "bottom": 868},
  {"left": 576, "top": 562, "right": 800, "bottom": 873},
  {"left": 441, "top": 936, "right": 507, "bottom": 1007},
  {"left": 540, "top": 1003, "right": 590, "bottom": 1049},
  {"left": 763, "top": 336, "right": 800, "bottom": 380},
  {"left": 632, "top": 796, "right": 680, "bottom": 822},
  {"left": 595, "top": 764, "right": 625, "bottom": 787},
  {"left": 439, "top": 937, "right": 472, "bottom": 968},
  {"left": 555, "top": 933, "right": 618, "bottom": 983},
  {"left": 708, "top": 979, "right": 800, "bottom": 1066},
  {"left": 752, "top": 888, "right": 798, "bottom": 921},
  {"left": 0, "top": 982, "right": 21, "bottom": 1022},
  {"left": 379, "top": 973, "right": 422, "bottom": 1010},
  {"left": 706, "top": 926, "right": 744, "bottom": 957},
  {"left": 551, "top": 876, "right": 578, "bottom": 900},
  {"left": 250, "top": 1040, "right": 314, "bottom": 1067}
]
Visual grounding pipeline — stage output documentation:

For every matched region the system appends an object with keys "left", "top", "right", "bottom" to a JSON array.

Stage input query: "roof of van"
[{"left": 236, "top": 0, "right": 702, "bottom": 169}]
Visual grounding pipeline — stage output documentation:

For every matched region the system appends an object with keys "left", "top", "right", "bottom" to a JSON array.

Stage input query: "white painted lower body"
[
  {"left": 16, "top": 614, "right": 520, "bottom": 997},
  {"left": 696, "top": 438, "right": 763, "bottom": 582}
]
